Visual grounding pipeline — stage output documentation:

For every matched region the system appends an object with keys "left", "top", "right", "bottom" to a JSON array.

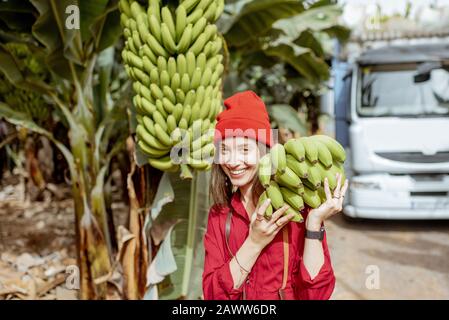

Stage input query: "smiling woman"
[{"left": 202, "top": 91, "right": 347, "bottom": 300}]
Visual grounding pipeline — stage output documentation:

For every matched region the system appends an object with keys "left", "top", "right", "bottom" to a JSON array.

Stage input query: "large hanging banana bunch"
[
  {"left": 258, "top": 135, "right": 347, "bottom": 222},
  {"left": 119, "top": 0, "right": 225, "bottom": 178},
  {"left": 0, "top": 43, "right": 50, "bottom": 123}
]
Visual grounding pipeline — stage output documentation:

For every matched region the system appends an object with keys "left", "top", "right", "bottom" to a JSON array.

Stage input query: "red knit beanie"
[{"left": 214, "top": 91, "right": 273, "bottom": 147}]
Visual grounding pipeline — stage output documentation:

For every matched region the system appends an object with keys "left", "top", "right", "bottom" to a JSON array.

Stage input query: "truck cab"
[{"left": 335, "top": 43, "right": 449, "bottom": 219}]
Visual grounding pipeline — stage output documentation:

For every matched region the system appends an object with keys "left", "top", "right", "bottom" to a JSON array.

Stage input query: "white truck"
[{"left": 333, "top": 39, "right": 449, "bottom": 219}]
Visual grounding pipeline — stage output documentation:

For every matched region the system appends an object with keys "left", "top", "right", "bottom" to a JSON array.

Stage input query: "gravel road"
[{"left": 326, "top": 213, "right": 449, "bottom": 299}]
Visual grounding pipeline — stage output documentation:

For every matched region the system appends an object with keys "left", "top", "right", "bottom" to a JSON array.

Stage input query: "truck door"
[{"left": 334, "top": 62, "right": 352, "bottom": 148}]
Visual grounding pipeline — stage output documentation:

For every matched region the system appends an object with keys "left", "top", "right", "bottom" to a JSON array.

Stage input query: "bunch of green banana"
[
  {"left": 119, "top": 0, "right": 225, "bottom": 178},
  {"left": 0, "top": 43, "right": 50, "bottom": 124},
  {"left": 258, "top": 136, "right": 347, "bottom": 220}
]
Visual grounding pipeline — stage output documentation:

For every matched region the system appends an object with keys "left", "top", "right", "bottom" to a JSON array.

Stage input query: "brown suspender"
[{"left": 225, "top": 209, "right": 289, "bottom": 300}]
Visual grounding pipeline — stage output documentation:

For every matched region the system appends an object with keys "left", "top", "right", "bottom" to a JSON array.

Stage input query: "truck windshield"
[{"left": 358, "top": 64, "right": 449, "bottom": 117}]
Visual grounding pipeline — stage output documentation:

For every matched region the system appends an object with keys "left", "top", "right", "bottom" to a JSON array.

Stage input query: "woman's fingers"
[
  {"left": 268, "top": 205, "right": 289, "bottom": 226},
  {"left": 324, "top": 177, "right": 332, "bottom": 201},
  {"left": 268, "top": 212, "right": 295, "bottom": 234},
  {"left": 256, "top": 199, "right": 271, "bottom": 217},
  {"left": 339, "top": 179, "right": 349, "bottom": 206},
  {"left": 334, "top": 173, "right": 342, "bottom": 197}
]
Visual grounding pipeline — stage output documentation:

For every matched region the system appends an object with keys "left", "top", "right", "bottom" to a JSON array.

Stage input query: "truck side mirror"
[{"left": 414, "top": 72, "right": 430, "bottom": 83}]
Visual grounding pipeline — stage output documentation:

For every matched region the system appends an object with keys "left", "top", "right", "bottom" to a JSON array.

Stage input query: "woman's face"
[{"left": 218, "top": 137, "right": 260, "bottom": 188}]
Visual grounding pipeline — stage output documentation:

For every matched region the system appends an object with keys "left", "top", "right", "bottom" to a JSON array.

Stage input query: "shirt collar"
[{"left": 230, "top": 191, "right": 250, "bottom": 223}]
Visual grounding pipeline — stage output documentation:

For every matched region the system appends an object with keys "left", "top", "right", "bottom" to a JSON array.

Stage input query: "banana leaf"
[
  {"left": 268, "top": 104, "right": 308, "bottom": 136},
  {"left": 224, "top": 0, "right": 305, "bottom": 47}
]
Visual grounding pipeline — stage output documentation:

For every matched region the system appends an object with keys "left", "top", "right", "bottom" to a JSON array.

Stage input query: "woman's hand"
[
  {"left": 306, "top": 173, "right": 349, "bottom": 231},
  {"left": 247, "top": 200, "right": 295, "bottom": 250}
]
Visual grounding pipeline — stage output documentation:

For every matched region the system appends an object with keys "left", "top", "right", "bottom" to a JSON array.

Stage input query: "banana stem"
[{"left": 181, "top": 169, "right": 198, "bottom": 297}]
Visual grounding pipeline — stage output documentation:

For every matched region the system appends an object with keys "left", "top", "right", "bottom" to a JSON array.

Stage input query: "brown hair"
[{"left": 209, "top": 142, "right": 269, "bottom": 208}]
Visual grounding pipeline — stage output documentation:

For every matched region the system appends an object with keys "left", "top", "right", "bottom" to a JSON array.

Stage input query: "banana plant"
[{"left": 0, "top": 0, "right": 127, "bottom": 299}]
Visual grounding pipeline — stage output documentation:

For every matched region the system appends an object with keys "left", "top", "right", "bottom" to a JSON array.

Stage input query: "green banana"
[
  {"left": 270, "top": 143, "right": 287, "bottom": 174},
  {"left": 163, "top": 85, "right": 176, "bottom": 104},
  {"left": 266, "top": 181, "right": 284, "bottom": 210},
  {"left": 184, "top": 90, "right": 196, "bottom": 106},
  {"left": 214, "top": 0, "right": 225, "bottom": 21},
  {"left": 303, "top": 187, "right": 321, "bottom": 209},
  {"left": 201, "top": 68, "right": 212, "bottom": 87},
  {"left": 275, "top": 166, "right": 302, "bottom": 189},
  {"left": 315, "top": 140, "right": 333, "bottom": 169},
  {"left": 149, "top": 156, "right": 177, "bottom": 171},
  {"left": 188, "top": 32, "right": 207, "bottom": 56},
  {"left": 196, "top": 53, "right": 207, "bottom": 70},
  {"left": 176, "top": 89, "right": 186, "bottom": 103},
  {"left": 148, "top": 0, "right": 161, "bottom": 22},
  {"left": 138, "top": 140, "right": 169, "bottom": 158},
  {"left": 142, "top": 56, "right": 155, "bottom": 74},
  {"left": 150, "top": 83, "right": 164, "bottom": 100},
  {"left": 186, "top": 51, "right": 196, "bottom": 78},
  {"left": 154, "top": 123, "right": 173, "bottom": 146},
  {"left": 148, "top": 14, "right": 162, "bottom": 43},
  {"left": 155, "top": 99, "right": 168, "bottom": 119},
  {"left": 152, "top": 110, "right": 168, "bottom": 132},
  {"left": 258, "top": 191, "right": 273, "bottom": 218},
  {"left": 317, "top": 162, "right": 337, "bottom": 190},
  {"left": 191, "top": 143, "right": 214, "bottom": 160},
  {"left": 145, "top": 33, "right": 168, "bottom": 58},
  {"left": 280, "top": 187, "right": 304, "bottom": 211},
  {"left": 180, "top": 0, "right": 202, "bottom": 13},
  {"left": 142, "top": 115, "right": 157, "bottom": 136},
  {"left": 149, "top": 68, "right": 159, "bottom": 85},
  {"left": 210, "top": 63, "right": 224, "bottom": 85},
  {"left": 177, "top": 54, "right": 187, "bottom": 75},
  {"left": 284, "top": 138, "right": 305, "bottom": 162},
  {"left": 142, "top": 44, "right": 157, "bottom": 65},
  {"left": 195, "top": 85, "right": 206, "bottom": 106},
  {"left": 126, "top": 51, "right": 143, "bottom": 69},
  {"left": 171, "top": 73, "right": 181, "bottom": 91},
  {"left": 173, "top": 103, "right": 184, "bottom": 123},
  {"left": 136, "top": 124, "right": 168, "bottom": 150},
  {"left": 203, "top": 1, "right": 217, "bottom": 22},
  {"left": 162, "top": 97, "right": 175, "bottom": 114},
  {"left": 133, "top": 67, "right": 150, "bottom": 86},
  {"left": 313, "top": 135, "right": 346, "bottom": 163},
  {"left": 258, "top": 154, "right": 272, "bottom": 188},
  {"left": 305, "top": 160, "right": 322, "bottom": 189},
  {"left": 161, "top": 22, "right": 177, "bottom": 53},
  {"left": 190, "top": 68, "right": 202, "bottom": 89},
  {"left": 157, "top": 56, "right": 167, "bottom": 72},
  {"left": 181, "top": 104, "right": 192, "bottom": 124},
  {"left": 191, "top": 17, "right": 207, "bottom": 41},
  {"left": 199, "top": 97, "right": 211, "bottom": 119},
  {"left": 166, "top": 115, "right": 177, "bottom": 134},
  {"left": 299, "top": 137, "right": 318, "bottom": 164},
  {"left": 177, "top": 23, "right": 193, "bottom": 53},
  {"left": 161, "top": 7, "right": 176, "bottom": 40},
  {"left": 286, "top": 154, "right": 308, "bottom": 179},
  {"left": 160, "top": 70, "right": 170, "bottom": 87},
  {"left": 175, "top": 5, "right": 187, "bottom": 41},
  {"left": 119, "top": 0, "right": 131, "bottom": 17},
  {"left": 186, "top": 8, "right": 203, "bottom": 25},
  {"left": 189, "top": 103, "right": 200, "bottom": 125},
  {"left": 167, "top": 57, "right": 177, "bottom": 78},
  {"left": 181, "top": 73, "right": 191, "bottom": 92}
]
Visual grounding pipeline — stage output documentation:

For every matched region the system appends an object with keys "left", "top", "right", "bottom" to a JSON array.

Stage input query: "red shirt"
[{"left": 202, "top": 192, "right": 336, "bottom": 300}]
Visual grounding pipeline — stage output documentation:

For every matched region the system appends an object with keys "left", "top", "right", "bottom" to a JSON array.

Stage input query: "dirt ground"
[
  {"left": 1, "top": 174, "right": 449, "bottom": 299},
  {"left": 327, "top": 213, "right": 449, "bottom": 299}
]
